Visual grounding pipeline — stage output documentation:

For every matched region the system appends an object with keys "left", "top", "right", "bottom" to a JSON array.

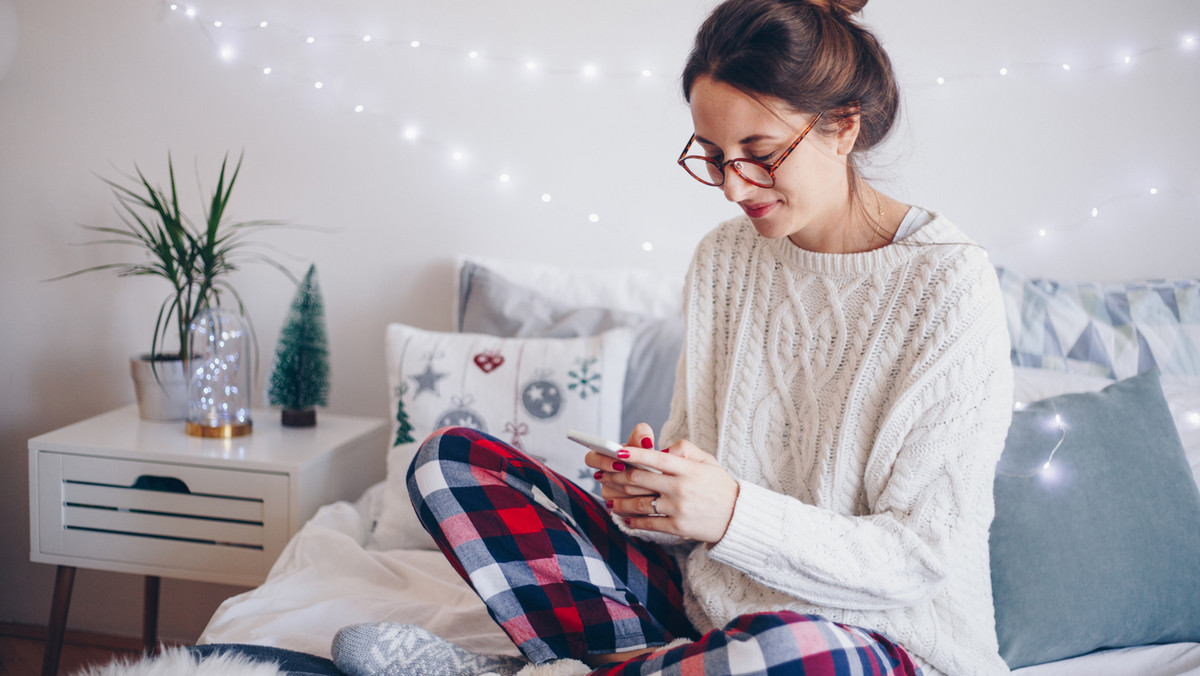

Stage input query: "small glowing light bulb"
[
  {"left": 410, "top": 40, "right": 421, "bottom": 48},
  {"left": 1062, "top": 63, "right": 1071, "bottom": 71},
  {"left": 262, "top": 67, "right": 272, "bottom": 75},
  {"left": 499, "top": 173, "right": 510, "bottom": 183},
  {"left": 541, "top": 193, "right": 552, "bottom": 203},
  {"left": 642, "top": 69, "right": 653, "bottom": 77},
  {"left": 642, "top": 242, "right": 654, "bottom": 252},
  {"left": 314, "top": 81, "right": 324, "bottom": 89},
  {"left": 1042, "top": 460, "right": 1052, "bottom": 471},
  {"left": 259, "top": 20, "right": 268, "bottom": 28},
  {"left": 362, "top": 35, "right": 372, "bottom": 42},
  {"left": 1091, "top": 207, "right": 1099, "bottom": 218},
  {"left": 306, "top": 36, "right": 316, "bottom": 44},
  {"left": 1014, "top": 401, "right": 1025, "bottom": 410},
  {"left": 1184, "top": 35, "right": 1197, "bottom": 48},
  {"left": 1054, "top": 413, "right": 1063, "bottom": 428},
  {"left": 354, "top": 105, "right": 364, "bottom": 113},
  {"left": 1150, "top": 187, "right": 1159, "bottom": 195},
  {"left": 213, "top": 20, "right": 222, "bottom": 27},
  {"left": 469, "top": 51, "right": 479, "bottom": 59},
  {"left": 169, "top": 4, "right": 178, "bottom": 10},
  {"left": 582, "top": 64, "right": 598, "bottom": 77},
  {"left": 452, "top": 151, "right": 464, "bottom": 161},
  {"left": 526, "top": 61, "right": 538, "bottom": 70},
  {"left": 588, "top": 214, "right": 600, "bottom": 223},
  {"left": 403, "top": 126, "right": 419, "bottom": 140},
  {"left": 999, "top": 67, "right": 1008, "bottom": 76},
  {"left": 936, "top": 76, "right": 945, "bottom": 85},
  {"left": 219, "top": 46, "right": 234, "bottom": 61},
  {"left": 1124, "top": 54, "right": 1132, "bottom": 64},
  {"left": 1186, "top": 411, "right": 1200, "bottom": 428},
  {"left": 1038, "top": 228, "right": 1047, "bottom": 237},
  {"left": 185, "top": 7, "right": 196, "bottom": 18}
]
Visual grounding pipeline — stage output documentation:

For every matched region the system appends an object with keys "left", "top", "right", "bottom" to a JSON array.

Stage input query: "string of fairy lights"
[
  {"left": 997, "top": 401, "right": 1067, "bottom": 481},
  {"left": 160, "top": 2, "right": 1197, "bottom": 253}
]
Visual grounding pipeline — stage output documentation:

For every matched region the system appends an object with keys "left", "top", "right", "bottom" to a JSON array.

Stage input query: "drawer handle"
[{"left": 131, "top": 475, "right": 191, "bottom": 494}]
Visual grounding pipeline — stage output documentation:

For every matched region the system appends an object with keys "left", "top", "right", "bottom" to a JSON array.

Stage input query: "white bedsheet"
[
  {"left": 200, "top": 484, "right": 1200, "bottom": 674},
  {"left": 199, "top": 485, "right": 522, "bottom": 660}
]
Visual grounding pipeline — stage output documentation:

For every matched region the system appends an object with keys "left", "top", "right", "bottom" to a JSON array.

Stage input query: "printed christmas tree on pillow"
[{"left": 268, "top": 264, "right": 330, "bottom": 426}]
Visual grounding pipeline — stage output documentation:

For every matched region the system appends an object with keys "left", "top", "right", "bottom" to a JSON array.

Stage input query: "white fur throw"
[{"left": 71, "top": 646, "right": 286, "bottom": 676}]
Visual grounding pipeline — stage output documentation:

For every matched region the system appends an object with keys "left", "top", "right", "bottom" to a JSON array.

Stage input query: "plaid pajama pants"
[{"left": 407, "top": 427, "right": 922, "bottom": 676}]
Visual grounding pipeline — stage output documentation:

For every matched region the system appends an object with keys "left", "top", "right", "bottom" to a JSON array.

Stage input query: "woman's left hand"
[{"left": 597, "top": 439, "right": 740, "bottom": 544}]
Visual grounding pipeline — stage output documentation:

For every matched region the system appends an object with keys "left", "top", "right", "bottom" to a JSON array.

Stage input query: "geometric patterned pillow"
[{"left": 994, "top": 266, "right": 1200, "bottom": 380}]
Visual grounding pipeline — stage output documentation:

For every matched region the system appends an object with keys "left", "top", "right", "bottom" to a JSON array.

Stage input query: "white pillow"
[
  {"left": 1013, "top": 366, "right": 1200, "bottom": 489},
  {"left": 369, "top": 323, "right": 632, "bottom": 551}
]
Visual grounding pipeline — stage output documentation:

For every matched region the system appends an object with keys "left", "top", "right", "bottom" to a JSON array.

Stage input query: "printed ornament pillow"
[{"left": 368, "top": 323, "right": 632, "bottom": 551}]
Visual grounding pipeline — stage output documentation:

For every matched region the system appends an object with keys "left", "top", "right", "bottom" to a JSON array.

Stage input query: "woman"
[{"left": 333, "top": 0, "right": 1013, "bottom": 674}]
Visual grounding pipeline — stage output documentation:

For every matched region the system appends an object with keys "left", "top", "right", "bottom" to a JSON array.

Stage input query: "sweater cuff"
[{"left": 708, "top": 480, "right": 788, "bottom": 571}]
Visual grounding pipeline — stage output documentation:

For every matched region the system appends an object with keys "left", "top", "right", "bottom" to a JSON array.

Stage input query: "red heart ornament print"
[{"left": 473, "top": 352, "right": 504, "bottom": 373}]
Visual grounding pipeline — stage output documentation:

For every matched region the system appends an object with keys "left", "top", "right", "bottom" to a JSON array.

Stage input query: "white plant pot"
[{"left": 130, "top": 355, "right": 189, "bottom": 421}]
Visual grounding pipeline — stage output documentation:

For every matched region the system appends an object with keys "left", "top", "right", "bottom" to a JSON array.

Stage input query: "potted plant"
[{"left": 53, "top": 153, "right": 293, "bottom": 420}]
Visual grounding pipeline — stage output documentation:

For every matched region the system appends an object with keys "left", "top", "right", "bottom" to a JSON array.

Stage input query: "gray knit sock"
[{"left": 332, "top": 623, "right": 527, "bottom": 676}]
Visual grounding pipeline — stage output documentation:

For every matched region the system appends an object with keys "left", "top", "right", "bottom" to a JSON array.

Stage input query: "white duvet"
[
  {"left": 199, "top": 482, "right": 1200, "bottom": 675},
  {"left": 199, "top": 483, "right": 522, "bottom": 660}
]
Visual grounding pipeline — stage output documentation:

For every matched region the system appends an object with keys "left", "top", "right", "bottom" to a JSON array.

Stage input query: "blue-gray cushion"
[
  {"left": 990, "top": 368, "right": 1200, "bottom": 668},
  {"left": 458, "top": 261, "right": 683, "bottom": 441}
]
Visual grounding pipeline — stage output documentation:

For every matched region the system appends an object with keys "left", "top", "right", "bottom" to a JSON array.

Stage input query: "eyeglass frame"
[{"left": 677, "top": 110, "right": 825, "bottom": 189}]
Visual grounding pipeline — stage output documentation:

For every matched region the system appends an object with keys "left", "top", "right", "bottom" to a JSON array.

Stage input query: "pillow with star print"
[{"left": 369, "top": 322, "right": 633, "bottom": 551}]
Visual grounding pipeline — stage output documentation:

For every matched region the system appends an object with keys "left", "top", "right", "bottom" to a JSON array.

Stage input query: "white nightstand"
[{"left": 28, "top": 405, "right": 387, "bottom": 675}]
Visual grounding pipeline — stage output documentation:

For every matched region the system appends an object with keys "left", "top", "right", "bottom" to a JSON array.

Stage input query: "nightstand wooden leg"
[
  {"left": 143, "top": 575, "right": 160, "bottom": 655},
  {"left": 42, "top": 564, "right": 76, "bottom": 676}
]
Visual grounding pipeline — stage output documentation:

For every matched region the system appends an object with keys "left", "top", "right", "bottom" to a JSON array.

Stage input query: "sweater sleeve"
[{"left": 706, "top": 265, "right": 1013, "bottom": 611}]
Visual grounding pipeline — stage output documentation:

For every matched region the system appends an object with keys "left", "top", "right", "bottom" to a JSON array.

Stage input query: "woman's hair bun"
[{"left": 808, "top": 0, "right": 868, "bottom": 18}]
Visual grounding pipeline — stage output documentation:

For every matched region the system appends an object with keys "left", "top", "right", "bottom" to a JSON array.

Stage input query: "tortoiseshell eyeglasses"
[{"left": 677, "top": 111, "right": 824, "bottom": 189}]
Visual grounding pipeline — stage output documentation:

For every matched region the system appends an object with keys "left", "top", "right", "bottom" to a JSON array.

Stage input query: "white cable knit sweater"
[{"left": 654, "top": 214, "right": 1013, "bottom": 676}]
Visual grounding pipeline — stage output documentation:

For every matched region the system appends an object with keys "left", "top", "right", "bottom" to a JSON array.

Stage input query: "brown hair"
[{"left": 682, "top": 0, "right": 899, "bottom": 184}]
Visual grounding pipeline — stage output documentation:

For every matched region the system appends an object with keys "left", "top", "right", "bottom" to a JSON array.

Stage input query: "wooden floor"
[{"left": 0, "top": 623, "right": 170, "bottom": 676}]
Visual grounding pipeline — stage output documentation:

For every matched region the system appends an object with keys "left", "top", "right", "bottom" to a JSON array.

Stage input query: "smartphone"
[{"left": 567, "top": 429, "right": 661, "bottom": 473}]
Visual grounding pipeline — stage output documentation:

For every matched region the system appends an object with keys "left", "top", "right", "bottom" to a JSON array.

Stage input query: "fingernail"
[
  {"left": 605, "top": 500, "right": 613, "bottom": 509},
  {"left": 594, "top": 470, "right": 604, "bottom": 480},
  {"left": 661, "top": 447, "right": 670, "bottom": 452},
  {"left": 612, "top": 461, "right": 626, "bottom": 471},
  {"left": 617, "top": 449, "right": 630, "bottom": 459},
  {"left": 624, "top": 517, "right": 633, "bottom": 526},
  {"left": 640, "top": 437, "right": 653, "bottom": 449}
]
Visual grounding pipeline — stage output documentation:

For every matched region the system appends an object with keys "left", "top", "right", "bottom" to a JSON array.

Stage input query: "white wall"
[{"left": 1, "top": 0, "right": 1196, "bottom": 642}]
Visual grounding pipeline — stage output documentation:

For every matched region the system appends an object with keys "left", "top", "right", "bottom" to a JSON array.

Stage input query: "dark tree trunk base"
[{"left": 281, "top": 408, "right": 317, "bottom": 427}]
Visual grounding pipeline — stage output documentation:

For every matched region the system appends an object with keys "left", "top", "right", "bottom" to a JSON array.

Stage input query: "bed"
[{"left": 196, "top": 255, "right": 1200, "bottom": 675}]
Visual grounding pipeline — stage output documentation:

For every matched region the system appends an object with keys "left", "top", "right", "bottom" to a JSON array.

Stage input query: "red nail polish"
[
  {"left": 624, "top": 517, "right": 633, "bottom": 526},
  {"left": 605, "top": 500, "right": 614, "bottom": 509},
  {"left": 640, "top": 437, "right": 653, "bottom": 449},
  {"left": 594, "top": 470, "right": 603, "bottom": 480},
  {"left": 617, "top": 449, "right": 630, "bottom": 459},
  {"left": 612, "top": 461, "right": 626, "bottom": 471},
  {"left": 661, "top": 447, "right": 670, "bottom": 452}
]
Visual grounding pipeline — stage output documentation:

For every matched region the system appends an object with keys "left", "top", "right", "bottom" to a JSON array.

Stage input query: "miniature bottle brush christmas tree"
[{"left": 268, "top": 263, "right": 330, "bottom": 426}]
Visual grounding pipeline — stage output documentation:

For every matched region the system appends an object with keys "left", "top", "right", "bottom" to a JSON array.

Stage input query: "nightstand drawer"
[{"left": 32, "top": 451, "right": 290, "bottom": 585}]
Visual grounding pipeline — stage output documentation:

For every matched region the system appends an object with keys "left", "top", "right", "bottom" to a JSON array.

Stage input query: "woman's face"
[{"left": 688, "top": 75, "right": 857, "bottom": 252}]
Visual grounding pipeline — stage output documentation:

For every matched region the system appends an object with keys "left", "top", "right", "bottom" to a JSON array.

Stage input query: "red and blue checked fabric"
[
  {"left": 408, "top": 427, "right": 922, "bottom": 675},
  {"left": 593, "top": 612, "right": 922, "bottom": 676}
]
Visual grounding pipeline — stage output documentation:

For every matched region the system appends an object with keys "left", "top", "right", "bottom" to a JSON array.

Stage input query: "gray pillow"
[
  {"left": 458, "top": 262, "right": 683, "bottom": 441},
  {"left": 990, "top": 368, "right": 1200, "bottom": 668}
]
